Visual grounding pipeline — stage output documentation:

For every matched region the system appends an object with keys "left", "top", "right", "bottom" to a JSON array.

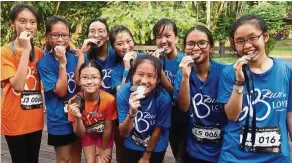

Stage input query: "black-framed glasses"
[
  {"left": 234, "top": 33, "right": 263, "bottom": 46},
  {"left": 88, "top": 29, "right": 106, "bottom": 36},
  {"left": 49, "top": 33, "right": 70, "bottom": 40},
  {"left": 185, "top": 40, "right": 209, "bottom": 50}
]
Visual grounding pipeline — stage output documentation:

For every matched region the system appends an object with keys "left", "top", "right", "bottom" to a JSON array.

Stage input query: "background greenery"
[{"left": 1, "top": 1, "right": 291, "bottom": 54}]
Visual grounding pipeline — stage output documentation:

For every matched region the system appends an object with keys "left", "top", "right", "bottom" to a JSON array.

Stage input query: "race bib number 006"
[
  {"left": 192, "top": 124, "right": 222, "bottom": 144},
  {"left": 240, "top": 127, "right": 281, "bottom": 153}
]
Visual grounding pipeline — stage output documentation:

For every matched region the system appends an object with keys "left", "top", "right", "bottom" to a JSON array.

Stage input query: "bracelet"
[
  {"left": 128, "top": 112, "right": 136, "bottom": 118},
  {"left": 234, "top": 80, "right": 245, "bottom": 86},
  {"left": 233, "top": 85, "right": 244, "bottom": 94},
  {"left": 123, "top": 69, "right": 129, "bottom": 78}
]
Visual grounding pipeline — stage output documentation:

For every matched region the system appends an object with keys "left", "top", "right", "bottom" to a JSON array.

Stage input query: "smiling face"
[
  {"left": 79, "top": 67, "right": 102, "bottom": 94},
  {"left": 87, "top": 21, "right": 109, "bottom": 47},
  {"left": 11, "top": 9, "right": 37, "bottom": 39},
  {"left": 132, "top": 60, "right": 159, "bottom": 97},
  {"left": 155, "top": 25, "right": 178, "bottom": 56},
  {"left": 113, "top": 31, "right": 135, "bottom": 57},
  {"left": 185, "top": 30, "right": 212, "bottom": 64},
  {"left": 233, "top": 23, "right": 269, "bottom": 61},
  {"left": 46, "top": 22, "right": 70, "bottom": 50}
]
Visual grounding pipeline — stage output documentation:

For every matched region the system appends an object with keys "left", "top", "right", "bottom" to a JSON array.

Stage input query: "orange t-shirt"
[
  {"left": 1, "top": 43, "right": 44, "bottom": 136},
  {"left": 68, "top": 90, "right": 117, "bottom": 133}
]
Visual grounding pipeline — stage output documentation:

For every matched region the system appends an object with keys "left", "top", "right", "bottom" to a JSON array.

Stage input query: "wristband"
[
  {"left": 233, "top": 85, "right": 244, "bottom": 94},
  {"left": 128, "top": 112, "right": 136, "bottom": 118},
  {"left": 123, "top": 69, "right": 129, "bottom": 78},
  {"left": 234, "top": 80, "right": 245, "bottom": 86}
]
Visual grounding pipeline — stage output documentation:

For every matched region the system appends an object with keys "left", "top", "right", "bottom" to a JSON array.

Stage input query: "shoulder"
[
  {"left": 100, "top": 90, "right": 115, "bottom": 102},
  {"left": 212, "top": 60, "right": 228, "bottom": 71},
  {"left": 66, "top": 51, "right": 78, "bottom": 60},
  {"left": 117, "top": 82, "right": 131, "bottom": 97},
  {"left": 157, "top": 88, "right": 171, "bottom": 103},
  {"left": 1, "top": 44, "right": 13, "bottom": 58},
  {"left": 177, "top": 51, "right": 185, "bottom": 62},
  {"left": 33, "top": 46, "right": 44, "bottom": 60}
]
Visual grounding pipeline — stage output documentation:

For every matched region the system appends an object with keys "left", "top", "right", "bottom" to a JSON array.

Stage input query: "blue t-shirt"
[
  {"left": 111, "top": 52, "right": 144, "bottom": 92},
  {"left": 117, "top": 82, "right": 172, "bottom": 152},
  {"left": 216, "top": 58, "right": 292, "bottom": 163},
  {"left": 173, "top": 60, "right": 227, "bottom": 162},
  {"left": 84, "top": 44, "right": 116, "bottom": 94},
  {"left": 37, "top": 51, "right": 79, "bottom": 135},
  {"left": 162, "top": 51, "right": 188, "bottom": 124}
]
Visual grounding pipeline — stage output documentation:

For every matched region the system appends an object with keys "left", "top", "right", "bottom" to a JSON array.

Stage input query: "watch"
[{"left": 233, "top": 85, "right": 244, "bottom": 94}]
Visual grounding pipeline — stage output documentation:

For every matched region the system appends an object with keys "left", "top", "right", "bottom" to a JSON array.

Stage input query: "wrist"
[
  {"left": 128, "top": 111, "right": 137, "bottom": 118},
  {"left": 59, "top": 63, "right": 66, "bottom": 68},
  {"left": 123, "top": 69, "right": 129, "bottom": 78},
  {"left": 234, "top": 79, "right": 245, "bottom": 86},
  {"left": 142, "top": 150, "right": 152, "bottom": 159},
  {"left": 233, "top": 85, "right": 244, "bottom": 94}
]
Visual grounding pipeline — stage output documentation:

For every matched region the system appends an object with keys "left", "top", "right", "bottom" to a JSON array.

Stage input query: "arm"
[
  {"left": 119, "top": 114, "right": 135, "bottom": 137},
  {"left": 160, "top": 70, "right": 173, "bottom": 94},
  {"left": 141, "top": 127, "right": 161, "bottom": 160},
  {"left": 177, "top": 75, "right": 191, "bottom": 112},
  {"left": 287, "top": 112, "right": 292, "bottom": 140},
  {"left": 115, "top": 68, "right": 129, "bottom": 92},
  {"left": 73, "top": 117, "right": 86, "bottom": 137},
  {"left": 224, "top": 85, "right": 244, "bottom": 122},
  {"left": 101, "top": 120, "right": 113, "bottom": 149},
  {"left": 53, "top": 64, "right": 68, "bottom": 97},
  {"left": 9, "top": 32, "right": 33, "bottom": 92}
]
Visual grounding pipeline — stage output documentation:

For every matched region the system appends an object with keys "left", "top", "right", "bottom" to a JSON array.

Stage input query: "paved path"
[{"left": 1, "top": 117, "right": 175, "bottom": 163}]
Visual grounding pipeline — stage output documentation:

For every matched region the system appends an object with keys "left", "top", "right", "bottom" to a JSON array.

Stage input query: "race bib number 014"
[
  {"left": 21, "top": 90, "right": 43, "bottom": 109},
  {"left": 240, "top": 127, "right": 281, "bottom": 153},
  {"left": 192, "top": 124, "right": 222, "bottom": 144}
]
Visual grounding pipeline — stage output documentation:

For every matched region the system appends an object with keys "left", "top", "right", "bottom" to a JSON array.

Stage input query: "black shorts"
[
  {"left": 122, "top": 146, "right": 166, "bottom": 163},
  {"left": 48, "top": 133, "right": 77, "bottom": 147}
]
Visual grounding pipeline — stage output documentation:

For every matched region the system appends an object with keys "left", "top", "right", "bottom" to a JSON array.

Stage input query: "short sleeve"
[
  {"left": 216, "top": 65, "right": 235, "bottom": 104},
  {"left": 111, "top": 66, "right": 122, "bottom": 90},
  {"left": 37, "top": 60, "right": 58, "bottom": 92},
  {"left": 105, "top": 98, "right": 118, "bottom": 120},
  {"left": 156, "top": 91, "right": 172, "bottom": 128},
  {"left": 116, "top": 85, "right": 130, "bottom": 123},
  {"left": 1, "top": 47, "right": 16, "bottom": 83},
  {"left": 173, "top": 69, "right": 182, "bottom": 102}
]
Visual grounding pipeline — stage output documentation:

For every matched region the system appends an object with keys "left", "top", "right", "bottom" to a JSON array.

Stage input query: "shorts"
[
  {"left": 48, "top": 133, "right": 77, "bottom": 147},
  {"left": 82, "top": 132, "right": 114, "bottom": 149}
]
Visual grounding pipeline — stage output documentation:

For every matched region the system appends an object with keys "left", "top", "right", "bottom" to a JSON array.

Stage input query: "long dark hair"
[
  {"left": 86, "top": 19, "right": 109, "bottom": 61},
  {"left": 10, "top": 4, "right": 40, "bottom": 62},
  {"left": 45, "top": 16, "right": 71, "bottom": 53},
  {"left": 109, "top": 25, "right": 134, "bottom": 64}
]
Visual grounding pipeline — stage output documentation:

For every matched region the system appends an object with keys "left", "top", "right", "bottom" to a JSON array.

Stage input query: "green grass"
[
  {"left": 213, "top": 57, "right": 237, "bottom": 64},
  {"left": 270, "top": 39, "right": 292, "bottom": 56}
]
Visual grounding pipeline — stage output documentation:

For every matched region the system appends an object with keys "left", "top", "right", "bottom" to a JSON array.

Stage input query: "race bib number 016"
[
  {"left": 192, "top": 124, "right": 222, "bottom": 144},
  {"left": 240, "top": 127, "right": 281, "bottom": 153},
  {"left": 21, "top": 90, "right": 43, "bottom": 109}
]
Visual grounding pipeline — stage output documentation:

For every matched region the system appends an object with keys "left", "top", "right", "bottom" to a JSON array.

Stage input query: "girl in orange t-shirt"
[
  {"left": 1, "top": 4, "right": 44, "bottom": 163},
  {"left": 68, "top": 60, "right": 117, "bottom": 163}
]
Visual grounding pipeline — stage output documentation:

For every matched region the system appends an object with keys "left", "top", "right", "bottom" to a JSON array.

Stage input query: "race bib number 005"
[
  {"left": 240, "top": 127, "right": 281, "bottom": 153},
  {"left": 192, "top": 124, "right": 222, "bottom": 144},
  {"left": 21, "top": 90, "right": 43, "bottom": 109}
]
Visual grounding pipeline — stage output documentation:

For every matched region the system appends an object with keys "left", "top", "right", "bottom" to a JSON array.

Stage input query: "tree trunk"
[{"left": 219, "top": 41, "right": 225, "bottom": 57}]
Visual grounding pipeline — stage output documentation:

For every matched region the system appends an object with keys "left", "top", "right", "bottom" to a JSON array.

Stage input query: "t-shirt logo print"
[
  {"left": 13, "top": 67, "right": 38, "bottom": 96},
  {"left": 67, "top": 72, "right": 76, "bottom": 93},
  {"left": 165, "top": 70, "right": 174, "bottom": 85},
  {"left": 101, "top": 69, "right": 112, "bottom": 89}
]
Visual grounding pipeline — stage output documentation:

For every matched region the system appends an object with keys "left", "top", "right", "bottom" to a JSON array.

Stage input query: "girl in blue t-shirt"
[
  {"left": 151, "top": 18, "right": 187, "bottom": 163},
  {"left": 117, "top": 55, "right": 172, "bottom": 163},
  {"left": 217, "top": 15, "right": 292, "bottom": 163},
  {"left": 174, "top": 25, "right": 227, "bottom": 163},
  {"left": 37, "top": 16, "right": 81, "bottom": 163},
  {"left": 109, "top": 25, "right": 144, "bottom": 163},
  {"left": 74, "top": 19, "right": 116, "bottom": 94}
]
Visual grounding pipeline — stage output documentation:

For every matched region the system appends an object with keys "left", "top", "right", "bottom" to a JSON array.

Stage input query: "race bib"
[
  {"left": 21, "top": 90, "right": 43, "bottom": 110},
  {"left": 192, "top": 124, "right": 222, "bottom": 143},
  {"left": 86, "top": 121, "right": 105, "bottom": 133},
  {"left": 240, "top": 126, "right": 281, "bottom": 153},
  {"left": 132, "top": 130, "right": 151, "bottom": 147},
  {"left": 64, "top": 101, "right": 68, "bottom": 115}
]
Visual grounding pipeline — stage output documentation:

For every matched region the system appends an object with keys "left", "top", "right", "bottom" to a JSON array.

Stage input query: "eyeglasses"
[
  {"left": 88, "top": 29, "right": 106, "bottom": 36},
  {"left": 185, "top": 40, "right": 209, "bottom": 50},
  {"left": 234, "top": 33, "right": 263, "bottom": 46},
  {"left": 49, "top": 33, "right": 70, "bottom": 40},
  {"left": 80, "top": 76, "right": 101, "bottom": 82}
]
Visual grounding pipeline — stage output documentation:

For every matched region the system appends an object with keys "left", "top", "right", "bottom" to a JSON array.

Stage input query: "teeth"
[
  {"left": 190, "top": 54, "right": 200, "bottom": 59},
  {"left": 246, "top": 51, "right": 257, "bottom": 58}
]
